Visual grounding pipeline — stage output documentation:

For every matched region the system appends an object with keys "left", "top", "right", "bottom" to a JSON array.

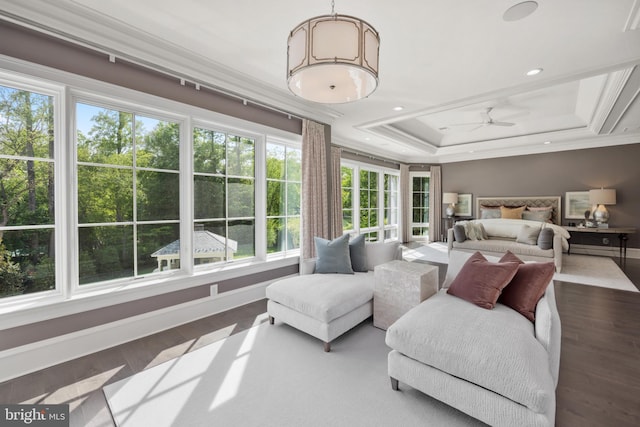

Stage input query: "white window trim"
[
  {"left": 409, "top": 171, "right": 431, "bottom": 241},
  {"left": 265, "top": 137, "right": 302, "bottom": 258},
  {"left": 0, "top": 55, "right": 301, "bottom": 322},
  {"left": 341, "top": 160, "right": 400, "bottom": 242}
]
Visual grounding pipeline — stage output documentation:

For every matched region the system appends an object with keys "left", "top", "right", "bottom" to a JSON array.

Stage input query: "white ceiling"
[{"left": 2, "top": 0, "right": 640, "bottom": 163}]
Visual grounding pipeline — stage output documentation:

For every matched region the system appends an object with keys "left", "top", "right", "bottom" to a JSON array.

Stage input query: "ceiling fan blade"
[
  {"left": 490, "top": 121, "right": 515, "bottom": 127},
  {"left": 468, "top": 124, "right": 486, "bottom": 132},
  {"left": 446, "top": 122, "right": 484, "bottom": 127}
]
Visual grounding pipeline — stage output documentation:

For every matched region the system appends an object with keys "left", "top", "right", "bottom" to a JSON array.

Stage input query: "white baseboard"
[
  {"left": 569, "top": 244, "right": 640, "bottom": 259},
  {"left": 0, "top": 276, "right": 291, "bottom": 383}
]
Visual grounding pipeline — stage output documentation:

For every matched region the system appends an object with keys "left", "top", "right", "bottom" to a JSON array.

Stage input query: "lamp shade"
[
  {"left": 442, "top": 192, "right": 459, "bottom": 205},
  {"left": 589, "top": 188, "right": 616, "bottom": 205},
  {"left": 287, "top": 14, "right": 380, "bottom": 103}
]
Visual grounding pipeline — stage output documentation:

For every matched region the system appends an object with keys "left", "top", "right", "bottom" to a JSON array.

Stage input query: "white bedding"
[{"left": 464, "top": 218, "right": 570, "bottom": 251}]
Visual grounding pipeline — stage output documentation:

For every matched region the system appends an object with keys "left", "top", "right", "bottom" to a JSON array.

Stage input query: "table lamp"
[
  {"left": 443, "top": 192, "right": 458, "bottom": 217},
  {"left": 589, "top": 188, "right": 616, "bottom": 226}
]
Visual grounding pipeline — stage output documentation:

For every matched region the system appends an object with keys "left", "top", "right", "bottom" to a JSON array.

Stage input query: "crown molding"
[{"left": 0, "top": 1, "right": 340, "bottom": 124}]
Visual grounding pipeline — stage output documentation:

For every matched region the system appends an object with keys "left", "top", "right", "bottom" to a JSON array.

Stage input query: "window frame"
[
  {"left": 265, "top": 137, "right": 302, "bottom": 258},
  {"left": 340, "top": 160, "right": 400, "bottom": 242},
  {"left": 409, "top": 171, "right": 431, "bottom": 241},
  {"left": 0, "top": 58, "right": 301, "bottom": 319}
]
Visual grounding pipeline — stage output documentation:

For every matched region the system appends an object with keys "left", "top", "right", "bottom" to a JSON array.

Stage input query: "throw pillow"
[
  {"left": 446, "top": 251, "right": 520, "bottom": 309},
  {"left": 453, "top": 224, "right": 466, "bottom": 242},
  {"left": 314, "top": 234, "right": 354, "bottom": 274},
  {"left": 349, "top": 234, "right": 368, "bottom": 272},
  {"left": 500, "top": 205, "right": 526, "bottom": 219},
  {"left": 516, "top": 225, "right": 541, "bottom": 245},
  {"left": 498, "top": 251, "right": 555, "bottom": 322},
  {"left": 537, "top": 227, "right": 554, "bottom": 250}
]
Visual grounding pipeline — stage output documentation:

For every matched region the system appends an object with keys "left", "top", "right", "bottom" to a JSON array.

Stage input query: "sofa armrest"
[
  {"left": 447, "top": 228, "right": 454, "bottom": 253},
  {"left": 552, "top": 234, "right": 562, "bottom": 272},
  {"left": 300, "top": 258, "right": 316, "bottom": 275}
]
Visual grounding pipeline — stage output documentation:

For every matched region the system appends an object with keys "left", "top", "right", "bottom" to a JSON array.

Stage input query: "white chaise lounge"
[
  {"left": 266, "top": 240, "right": 401, "bottom": 352},
  {"left": 386, "top": 250, "right": 561, "bottom": 427}
]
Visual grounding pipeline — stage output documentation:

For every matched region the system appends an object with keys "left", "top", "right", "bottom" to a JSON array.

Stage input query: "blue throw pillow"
[
  {"left": 314, "top": 234, "right": 354, "bottom": 274},
  {"left": 349, "top": 234, "right": 368, "bottom": 272}
]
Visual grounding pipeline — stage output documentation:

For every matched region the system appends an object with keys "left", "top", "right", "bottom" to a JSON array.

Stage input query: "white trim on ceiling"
[{"left": 0, "top": 1, "right": 341, "bottom": 125}]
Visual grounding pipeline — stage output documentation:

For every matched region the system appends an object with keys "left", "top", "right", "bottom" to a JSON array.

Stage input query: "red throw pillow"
[
  {"left": 498, "top": 251, "right": 555, "bottom": 322},
  {"left": 446, "top": 252, "right": 520, "bottom": 309}
]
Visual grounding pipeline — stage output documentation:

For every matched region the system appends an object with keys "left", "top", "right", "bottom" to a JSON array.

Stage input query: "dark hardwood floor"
[{"left": 1, "top": 257, "right": 639, "bottom": 427}]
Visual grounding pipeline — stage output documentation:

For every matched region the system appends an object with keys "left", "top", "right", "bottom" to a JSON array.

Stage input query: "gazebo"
[{"left": 151, "top": 230, "right": 238, "bottom": 271}]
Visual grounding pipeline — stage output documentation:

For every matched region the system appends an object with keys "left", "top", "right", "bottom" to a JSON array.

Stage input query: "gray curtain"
[
  {"left": 302, "top": 119, "right": 329, "bottom": 259},
  {"left": 400, "top": 164, "right": 411, "bottom": 243},
  {"left": 330, "top": 146, "right": 343, "bottom": 239},
  {"left": 428, "top": 165, "right": 442, "bottom": 242}
]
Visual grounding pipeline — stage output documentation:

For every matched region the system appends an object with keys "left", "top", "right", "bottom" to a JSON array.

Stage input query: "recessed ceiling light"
[
  {"left": 393, "top": 106, "right": 404, "bottom": 111},
  {"left": 543, "top": 141, "right": 551, "bottom": 145},
  {"left": 526, "top": 68, "right": 543, "bottom": 76},
  {"left": 364, "top": 137, "right": 371, "bottom": 141},
  {"left": 468, "top": 150, "right": 475, "bottom": 153},
  {"left": 503, "top": 1, "right": 538, "bottom": 22}
]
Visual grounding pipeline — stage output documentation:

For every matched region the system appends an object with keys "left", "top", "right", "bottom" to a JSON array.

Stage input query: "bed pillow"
[
  {"left": 446, "top": 251, "right": 520, "bottom": 309},
  {"left": 498, "top": 251, "right": 555, "bottom": 322},
  {"left": 314, "top": 234, "right": 354, "bottom": 274},
  {"left": 500, "top": 205, "right": 526, "bottom": 219},
  {"left": 348, "top": 234, "right": 368, "bottom": 272},
  {"left": 537, "top": 227, "right": 555, "bottom": 250},
  {"left": 522, "top": 209, "right": 553, "bottom": 222},
  {"left": 516, "top": 224, "right": 541, "bottom": 245},
  {"left": 480, "top": 206, "right": 501, "bottom": 219}
]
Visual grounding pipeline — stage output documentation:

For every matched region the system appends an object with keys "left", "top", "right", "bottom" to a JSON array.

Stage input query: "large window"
[
  {"left": 341, "top": 162, "right": 399, "bottom": 241},
  {"left": 410, "top": 172, "right": 430, "bottom": 240},
  {"left": 193, "top": 127, "right": 255, "bottom": 265},
  {"left": 0, "top": 84, "right": 56, "bottom": 298},
  {"left": 384, "top": 174, "right": 399, "bottom": 240},
  {"left": 0, "top": 66, "right": 301, "bottom": 306},
  {"left": 266, "top": 141, "right": 301, "bottom": 254},
  {"left": 76, "top": 103, "right": 180, "bottom": 283}
]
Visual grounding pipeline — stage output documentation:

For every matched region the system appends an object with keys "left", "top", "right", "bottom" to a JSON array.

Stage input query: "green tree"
[{"left": 0, "top": 86, "right": 55, "bottom": 297}]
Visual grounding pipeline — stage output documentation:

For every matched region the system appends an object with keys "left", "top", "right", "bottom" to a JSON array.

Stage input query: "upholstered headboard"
[{"left": 475, "top": 196, "right": 562, "bottom": 225}]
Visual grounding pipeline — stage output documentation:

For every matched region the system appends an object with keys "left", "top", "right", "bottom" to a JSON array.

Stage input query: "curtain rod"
[
  {"left": 338, "top": 147, "right": 402, "bottom": 167},
  {"left": 0, "top": 13, "right": 307, "bottom": 123}
]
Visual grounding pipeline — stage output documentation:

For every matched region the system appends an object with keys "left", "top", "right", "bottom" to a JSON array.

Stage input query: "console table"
[
  {"left": 563, "top": 226, "right": 637, "bottom": 267},
  {"left": 373, "top": 261, "right": 438, "bottom": 330}
]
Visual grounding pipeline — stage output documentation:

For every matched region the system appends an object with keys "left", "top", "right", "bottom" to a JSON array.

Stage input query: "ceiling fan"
[{"left": 441, "top": 107, "right": 516, "bottom": 131}]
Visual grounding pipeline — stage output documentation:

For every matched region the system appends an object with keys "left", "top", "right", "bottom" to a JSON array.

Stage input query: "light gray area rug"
[
  {"left": 406, "top": 242, "right": 637, "bottom": 292},
  {"left": 555, "top": 254, "right": 637, "bottom": 292},
  {"left": 104, "top": 316, "right": 485, "bottom": 427}
]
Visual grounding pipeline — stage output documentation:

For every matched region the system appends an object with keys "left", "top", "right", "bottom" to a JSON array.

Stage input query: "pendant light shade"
[{"left": 287, "top": 13, "right": 380, "bottom": 103}]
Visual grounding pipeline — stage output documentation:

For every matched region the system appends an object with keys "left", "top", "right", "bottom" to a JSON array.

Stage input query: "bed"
[{"left": 448, "top": 195, "right": 569, "bottom": 272}]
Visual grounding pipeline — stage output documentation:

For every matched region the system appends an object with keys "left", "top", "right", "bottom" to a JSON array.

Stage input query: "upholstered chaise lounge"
[
  {"left": 266, "top": 238, "right": 401, "bottom": 352},
  {"left": 386, "top": 250, "right": 561, "bottom": 427}
]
